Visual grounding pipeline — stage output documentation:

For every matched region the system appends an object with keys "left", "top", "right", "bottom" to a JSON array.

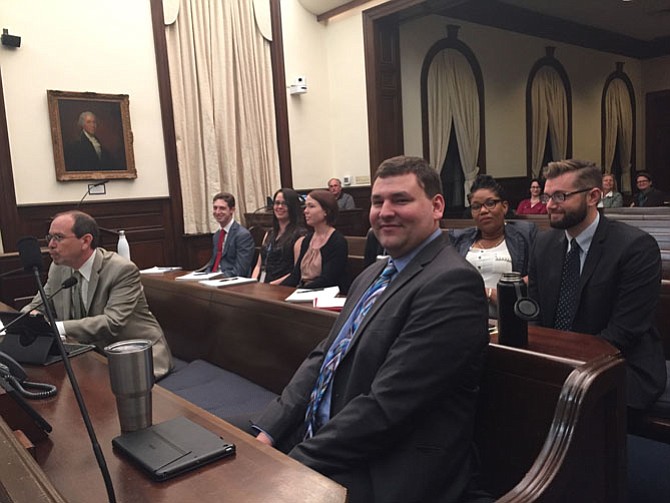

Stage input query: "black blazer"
[
  {"left": 529, "top": 216, "right": 666, "bottom": 409},
  {"left": 449, "top": 220, "right": 537, "bottom": 276},
  {"left": 256, "top": 235, "right": 489, "bottom": 502}
]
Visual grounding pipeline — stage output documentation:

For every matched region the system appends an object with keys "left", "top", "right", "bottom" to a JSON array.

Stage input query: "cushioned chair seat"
[{"left": 158, "top": 359, "right": 278, "bottom": 419}]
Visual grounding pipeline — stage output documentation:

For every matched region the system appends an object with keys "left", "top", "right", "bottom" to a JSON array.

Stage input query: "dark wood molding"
[
  {"left": 363, "top": 15, "right": 405, "bottom": 176},
  {"left": 525, "top": 48, "right": 573, "bottom": 177},
  {"left": 317, "top": 0, "right": 375, "bottom": 23},
  {"left": 419, "top": 25, "right": 486, "bottom": 172},
  {"left": 0, "top": 68, "right": 19, "bottom": 252},
  {"left": 600, "top": 63, "right": 636, "bottom": 191},
  {"left": 149, "top": 0, "right": 185, "bottom": 264},
  {"left": 269, "top": 0, "right": 293, "bottom": 188}
]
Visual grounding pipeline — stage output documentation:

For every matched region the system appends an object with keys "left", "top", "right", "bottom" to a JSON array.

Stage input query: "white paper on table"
[
  {"left": 175, "top": 271, "right": 222, "bottom": 281},
  {"left": 139, "top": 266, "right": 183, "bottom": 275},
  {"left": 285, "top": 286, "right": 340, "bottom": 303},
  {"left": 199, "top": 277, "right": 257, "bottom": 288}
]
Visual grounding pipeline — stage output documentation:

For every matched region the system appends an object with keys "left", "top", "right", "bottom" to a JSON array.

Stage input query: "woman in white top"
[
  {"left": 449, "top": 175, "right": 536, "bottom": 317},
  {"left": 600, "top": 174, "right": 623, "bottom": 208}
]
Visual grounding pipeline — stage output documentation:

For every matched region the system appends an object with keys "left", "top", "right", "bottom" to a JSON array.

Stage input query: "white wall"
[
  {"left": 399, "top": 15, "right": 644, "bottom": 178},
  {"left": 282, "top": 0, "right": 388, "bottom": 189},
  {"left": 0, "top": 0, "right": 168, "bottom": 205}
]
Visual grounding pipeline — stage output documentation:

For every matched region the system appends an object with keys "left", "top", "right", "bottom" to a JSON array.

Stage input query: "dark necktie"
[
  {"left": 554, "top": 238, "right": 581, "bottom": 330},
  {"left": 304, "top": 259, "right": 397, "bottom": 439},
  {"left": 71, "top": 271, "right": 86, "bottom": 319},
  {"left": 212, "top": 229, "right": 227, "bottom": 272}
]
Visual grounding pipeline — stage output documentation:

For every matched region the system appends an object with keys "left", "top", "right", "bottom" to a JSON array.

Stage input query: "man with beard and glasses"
[{"left": 528, "top": 159, "right": 666, "bottom": 410}]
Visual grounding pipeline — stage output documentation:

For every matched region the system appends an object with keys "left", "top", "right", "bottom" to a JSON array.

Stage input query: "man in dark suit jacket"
[
  {"left": 22, "top": 211, "right": 173, "bottom": 378},
  {"left": 529, "top": 159, "right": 666, "bottom": 409},
  {"left": 254, "top": 156, "right": 489, "bottom": 502},
  {"left": 64, "top": 111, "right": 116, "bottom": 171},
  {"left": 204, "top": 192, "right": 254, "bottom": 277},
  {"left": 631, "top": 171, "right": 666, "bottom": 207}
]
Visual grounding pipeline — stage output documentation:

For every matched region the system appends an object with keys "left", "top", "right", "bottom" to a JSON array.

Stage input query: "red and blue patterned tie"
[{"left": 304, "top": 260, "right": 397, "bottom": 439}]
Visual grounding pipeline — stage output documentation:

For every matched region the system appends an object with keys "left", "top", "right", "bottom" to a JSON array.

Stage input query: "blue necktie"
[
  {"left": 554, "top": 238, "right": 581, "bottom": 330},
  {"left": 304, "top": 260, "right": 397, "bottom": 439}
]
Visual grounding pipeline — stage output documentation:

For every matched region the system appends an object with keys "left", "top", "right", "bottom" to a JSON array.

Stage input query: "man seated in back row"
[
  {"left": 22, "top": 211, "right": 173, "bottom": 379},
  {"left": 529, "top": 159, "right": 666, "bottom": 409},
  {"left": 204, "top": 192, "right": 255, "bottom": 277},
  {"left": 328, "top": 178, "right": 356, "bottom": 210},
  {"left": 254, "top": 156, "right": 489, "bottom": 502}
]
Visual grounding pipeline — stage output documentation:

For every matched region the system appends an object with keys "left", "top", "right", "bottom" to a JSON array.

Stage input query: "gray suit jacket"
[
  {"left": 23, "top": 248, "right": 173, "bottom": 379},
  {"left": 529, "top": 216, "right": 666, "bottom": 409},
  {"left": 205, "top": 221, "right": 255, "bottom": 277},
  {"left": 255, "top": 235, "right": 489, "bottom": 502}
]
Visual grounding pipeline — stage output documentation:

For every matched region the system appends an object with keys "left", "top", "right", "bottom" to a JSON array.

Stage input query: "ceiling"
[
  {"left": 299, "top": 1, "right": 670, "bottom": 58},
  {"left": 499, "top": 0, "right": 670, "bottom": 41}
]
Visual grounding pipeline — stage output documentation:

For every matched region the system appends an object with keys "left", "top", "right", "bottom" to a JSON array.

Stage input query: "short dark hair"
[
  {"left": 635, "top": 171, "right": 653, "bottom": 183},
  {"left": 213, "top": 192, "right": 235, "bottom": 208},
  {"left": 373, "top": 156, "right": 442, "bottom": 198},
  {"left": 544, "top": 159, "right": 602, "bottom": 190},
  {"left": 469, "top": 174, "right": 506, "bottom": 201},
  {"left": 307, "top": 189, "right": 338, "bottom": 225},
  {"left": 56, "top": 210, "right": 100, "bottom": 249}
]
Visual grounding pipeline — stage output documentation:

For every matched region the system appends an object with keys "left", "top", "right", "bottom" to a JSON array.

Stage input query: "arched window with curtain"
[
  {"left": 602, "top": 62, "right": 635, "bottom": 194},
  {"left": 526, "top": 47, "right": 572, "bottom": 179},
  {"left": 421, "top": 25, "right": 485, "bottom": 212}
]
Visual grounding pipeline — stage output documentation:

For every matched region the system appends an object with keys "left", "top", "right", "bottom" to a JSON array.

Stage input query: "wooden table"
[{"left": 0, "top": 352, "right": 347, "bottom": 503}]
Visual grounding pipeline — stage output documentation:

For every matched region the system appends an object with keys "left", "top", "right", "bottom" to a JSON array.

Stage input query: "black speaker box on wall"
[{"left": 1, "top": 29, "right": 21, "bottom": 48}]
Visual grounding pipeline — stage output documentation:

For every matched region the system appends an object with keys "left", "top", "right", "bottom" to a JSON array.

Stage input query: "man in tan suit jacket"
[{"left": 23, "top": 210, "right": 173, "bottom": 378}]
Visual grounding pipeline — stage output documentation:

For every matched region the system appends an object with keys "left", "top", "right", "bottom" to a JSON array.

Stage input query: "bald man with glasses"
[{"left": 528, "top": 159, "right": 666, "bottom": 410}]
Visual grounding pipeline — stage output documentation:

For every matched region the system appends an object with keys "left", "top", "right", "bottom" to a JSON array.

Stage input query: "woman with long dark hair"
[{"left": 252, "top": 188, "right": 305, "bottom": 284}]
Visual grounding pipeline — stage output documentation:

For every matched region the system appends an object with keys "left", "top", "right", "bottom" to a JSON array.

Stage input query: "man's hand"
[{"left": 255, "top": 431, "right": 274, "bottom": 446}]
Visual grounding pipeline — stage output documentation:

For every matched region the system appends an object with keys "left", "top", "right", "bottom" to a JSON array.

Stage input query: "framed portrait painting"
[{"left": 47, "top": 90, "right": 136, "bottom": 181}]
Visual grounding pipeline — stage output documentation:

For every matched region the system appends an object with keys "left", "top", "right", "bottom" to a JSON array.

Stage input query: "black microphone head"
[
  {"left": 61, "top": 276, "right": 78, "bottom": 289},
  {"left": 94, "top": 179, "right": 110, "bottom": 187},
  {"left": 17, "top": 237, "right": 44, "bottom": 272}
]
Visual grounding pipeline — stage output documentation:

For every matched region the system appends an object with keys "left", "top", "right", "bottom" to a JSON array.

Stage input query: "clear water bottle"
[{"left": 117, "top": 230, "right": 131, "bottom": 261}]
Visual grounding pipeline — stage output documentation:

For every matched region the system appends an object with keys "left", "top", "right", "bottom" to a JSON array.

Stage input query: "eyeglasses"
[
  {"left": 273, "top": 201, "right": 288, "bottom": 207},
  {"left": 470, "top": 199, "right": 501, "bottom": 212},
  {"left": 540, "top": 187, "right": 594, "bottom": 204},
  {"left": 46, "top": 233, "right": 77, "bottom": 243}
]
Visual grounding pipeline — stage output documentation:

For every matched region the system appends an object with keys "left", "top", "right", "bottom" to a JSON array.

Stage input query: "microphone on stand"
[
  {"left": 78, "top": 179, "right": 109, "bottom": 208},
  {"left": 17, "top": 236, "right": 117, "bottom": 503},
  {"left": 0, "top": 276, "right": 77, "bottom": 336}
]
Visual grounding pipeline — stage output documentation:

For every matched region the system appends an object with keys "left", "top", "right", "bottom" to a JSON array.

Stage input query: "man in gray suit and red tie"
[
  {"left": 529, "top": 159, "right": 666, "bottom": 409},
  {"left": 254, "top": 156, "right": 489, "bottom": 502},
  {"left": 204, "top": 192, "right": 254, "bottom": 277}
]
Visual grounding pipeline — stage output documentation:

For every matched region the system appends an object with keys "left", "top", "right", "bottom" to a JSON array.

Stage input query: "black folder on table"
[
  {"left": 112, "top": 416, "right": 236, "bottom": 481},
  {"left": 0, "top": 312, "right": 94, "bottom": 365}
]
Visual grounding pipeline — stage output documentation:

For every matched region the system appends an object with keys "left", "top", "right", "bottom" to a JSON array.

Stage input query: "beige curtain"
[
  {"left": 530, "top": 66, "right": 568, "bottom": 178},
  {"left": 166, "top": 0, "right": 281, "bottom": 233},
  {"left": 604, "top": 78, "right": 633, "bottom": 193},
  {"left": 427, "top": 49, "right": 480, "bottom": 205}
]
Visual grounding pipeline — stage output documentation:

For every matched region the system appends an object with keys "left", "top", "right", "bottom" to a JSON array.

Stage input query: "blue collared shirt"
[{"left": 565, "top": 212, "right": 599, "bottom": 273}]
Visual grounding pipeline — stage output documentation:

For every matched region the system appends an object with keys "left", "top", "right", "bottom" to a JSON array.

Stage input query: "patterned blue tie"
[
  {"left": 304, "top": 259, "right": 397, "bottom": 439},
  {"left": 554, "top": 238, "right": 581, "bottom": 330}
]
